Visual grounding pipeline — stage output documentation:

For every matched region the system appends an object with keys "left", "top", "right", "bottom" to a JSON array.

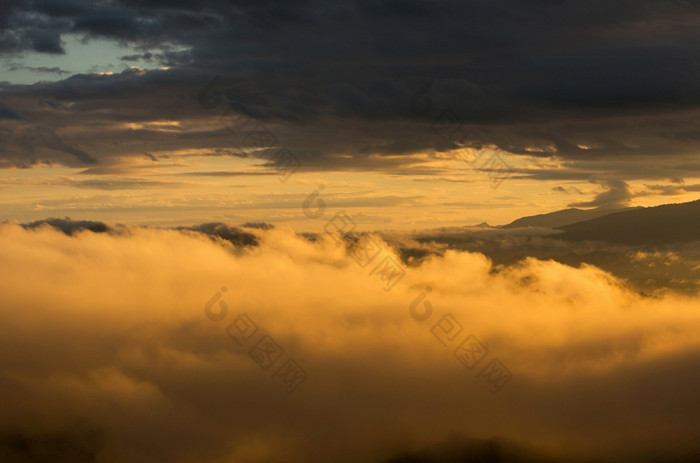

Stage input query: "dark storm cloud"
[
  {"left": 0, "top": 124, "right": 97, "bottom": 168},
  {"left": 6, "top": 63, "right": 71, "bottom": 75},
  {"left": 0, "top": 0, "right": 699, "bottom": 178},
  {"left": 0, "top": 101, "right": 20, "bottom": 119},
  {"left": 120, "top": 52, "right": 153, "bottom": 61},
  {"left": 34, "top": 126, "right": 97, "bottom": 164}
]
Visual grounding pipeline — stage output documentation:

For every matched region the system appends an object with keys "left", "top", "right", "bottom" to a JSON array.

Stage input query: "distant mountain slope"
[
  {"left": 557, "top": 200, "right": 700, "bottom": 244},
  {"left": 502, "top": 207, "right": 635, "bottom": 229}
]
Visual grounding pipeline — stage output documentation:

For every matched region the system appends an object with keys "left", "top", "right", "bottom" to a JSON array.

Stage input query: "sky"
[
  {"left": 1, "top": 2, "right": 700, "bottom": 463},
  {"left": 0, "top": 0, "right": 699, "bottom": 229}
]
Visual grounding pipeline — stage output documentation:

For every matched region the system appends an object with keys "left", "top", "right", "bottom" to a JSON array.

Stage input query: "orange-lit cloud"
[{"left": 0, "top": 223, "right": 699, "bottom": 462}]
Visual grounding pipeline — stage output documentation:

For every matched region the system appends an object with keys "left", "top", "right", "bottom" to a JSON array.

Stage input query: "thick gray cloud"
[
  {"left": 0, "top": 101, "right": 20, "bottom": 119},
  {"left": 0, "top": 0, "right": 698, "bottom": 181}
]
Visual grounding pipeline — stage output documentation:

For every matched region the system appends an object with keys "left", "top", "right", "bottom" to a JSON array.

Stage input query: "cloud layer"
[{"left": 1, "top": 222, "right": 699, "bottom": 462}]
